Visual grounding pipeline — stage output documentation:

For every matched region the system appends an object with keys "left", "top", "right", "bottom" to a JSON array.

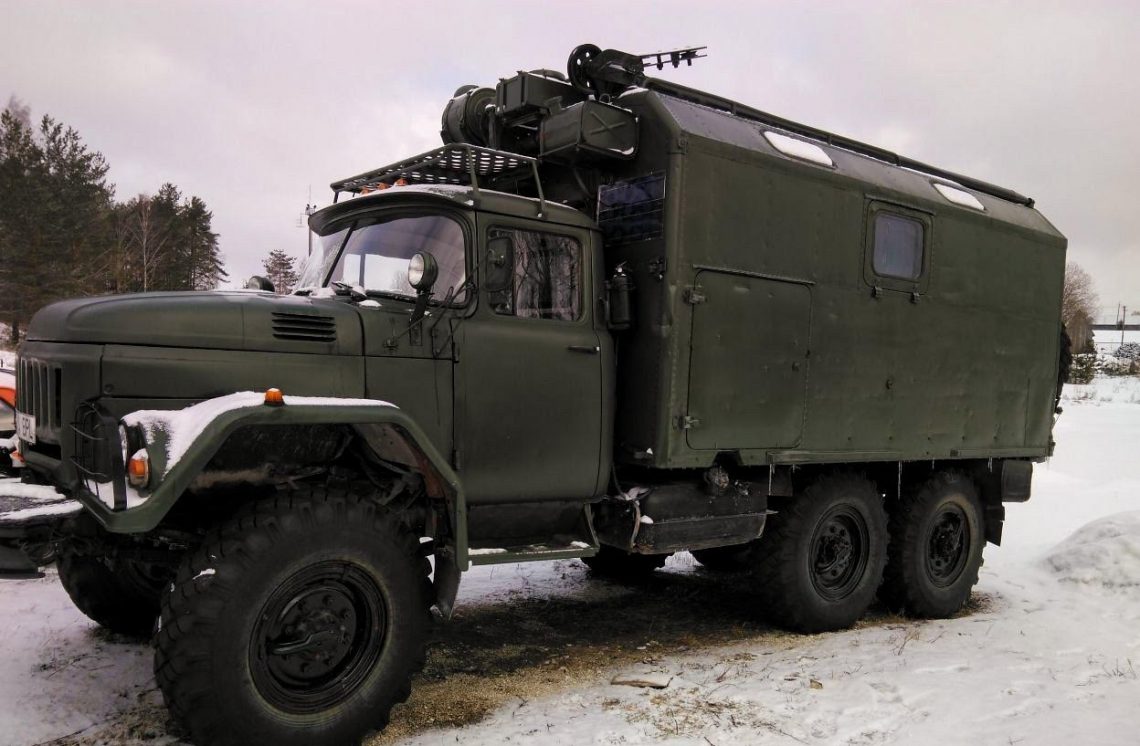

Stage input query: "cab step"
[{"left": 467, "top": 540, "right": 597, "bottom": 566}]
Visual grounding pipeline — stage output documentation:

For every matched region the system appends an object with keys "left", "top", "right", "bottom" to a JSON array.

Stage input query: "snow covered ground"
[{"left": 2, "top": 378, "right": 1139, "bottom": 745}]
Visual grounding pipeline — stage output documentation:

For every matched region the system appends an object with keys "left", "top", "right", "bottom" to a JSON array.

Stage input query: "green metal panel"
[
  {"left": 686, "top": 271, "right": 810, "bottom": 450},
  {"left": 455, "top": 216, "right": 606, "bottom": 504},
  {"left": 610, "top": 90, "right": 1066, "bottom": 470}
]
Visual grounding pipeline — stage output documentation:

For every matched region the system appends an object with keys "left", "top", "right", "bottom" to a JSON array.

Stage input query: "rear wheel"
[
  {"left": 57, "top": 554, "right": 171, "bottom": 637},
  {"left": 880, "top": 471, "right": 984, "bottom": 618},
  {"left": 155, "top": 486, "right": 431, "bottom": 746},
  {"left": 582, "top": 545, "right": 669, "bottom": 580},
  {"left": 753, "top": 474, "right": 888, "bottom": 633}
]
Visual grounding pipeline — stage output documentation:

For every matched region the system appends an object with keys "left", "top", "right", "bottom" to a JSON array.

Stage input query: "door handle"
[{"left": 567, "top": 345, "right": 600, "bottom": 354}]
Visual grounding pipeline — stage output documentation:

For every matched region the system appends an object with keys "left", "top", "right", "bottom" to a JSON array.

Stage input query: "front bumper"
[{"left": 0, "top": 477, "right": 82, "bottom": 577}]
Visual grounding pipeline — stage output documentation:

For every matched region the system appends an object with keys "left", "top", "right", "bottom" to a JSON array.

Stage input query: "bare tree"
[{"left": 1062, "top": 262, "right": 1098, "bottom": 353}]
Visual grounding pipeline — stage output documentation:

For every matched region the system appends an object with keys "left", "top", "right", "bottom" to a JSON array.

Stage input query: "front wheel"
[
  {"left": 753, "top": 475, "right": 888, "bottom": 633},
  {"left": 880, "top": 471, "right": 984, "bottom": 618},
  {"left": 155, "top": 487, "right": 432, "bottom": 746}
]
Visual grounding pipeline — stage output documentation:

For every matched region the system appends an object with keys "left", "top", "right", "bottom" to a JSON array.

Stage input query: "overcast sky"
[{"left": 2, "top": 1, "right": 1137, "bottom": 318}]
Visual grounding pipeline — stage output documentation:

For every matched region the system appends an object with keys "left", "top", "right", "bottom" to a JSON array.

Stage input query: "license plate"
[{"left": 16, "top": 412, "right": 35, "bottom": 445}]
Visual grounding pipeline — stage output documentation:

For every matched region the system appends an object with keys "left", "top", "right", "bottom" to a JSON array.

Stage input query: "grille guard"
[{"left": 70, "top": 402, "right": 128, "bottom": 511}]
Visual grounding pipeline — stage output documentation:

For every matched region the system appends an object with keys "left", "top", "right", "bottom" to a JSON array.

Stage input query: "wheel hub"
[
  {"left": 267, "top": 585, "right": 359, "bottom": 682},
  {"left": 926, "top": 507, "right": 969, "bottom": 586},
  {"left": 809, "top": 507, "right": 870, "bottom": 601},
  {"left": 250, "top": 562, "right": 386, "bottom": 714}
]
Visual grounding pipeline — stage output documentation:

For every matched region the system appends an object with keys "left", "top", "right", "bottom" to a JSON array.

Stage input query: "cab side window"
[
  {"left": 489, "top": 229, "right": 582, "bottom": 321},
  {"left": 872, "top": 212, "right": 924, "bottom": 280}
]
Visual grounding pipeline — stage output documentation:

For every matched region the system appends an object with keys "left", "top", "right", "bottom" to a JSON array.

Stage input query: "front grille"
[
  {"left": 272, "top": 312, "right": 337, "bottom": 342},
  {"left": 16, "top": 357, "right": 62, "bottom": 432}
]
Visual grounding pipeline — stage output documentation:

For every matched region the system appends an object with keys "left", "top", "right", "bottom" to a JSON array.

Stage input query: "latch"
[
  {"left": 683, "top": 285, "right": 707, "bottom": 305},
  {"left": 679, "top": 414, "right": 701, "bottom": 430}
]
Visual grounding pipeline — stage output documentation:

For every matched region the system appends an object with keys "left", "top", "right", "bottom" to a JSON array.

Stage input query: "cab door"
[{"left": 456, "top": 218, "right": 604, "bottom": 504}]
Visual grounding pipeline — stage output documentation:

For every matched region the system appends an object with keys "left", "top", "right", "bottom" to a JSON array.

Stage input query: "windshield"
[{"left": 297, "top": 214, "right": 467, "bottom": 302}]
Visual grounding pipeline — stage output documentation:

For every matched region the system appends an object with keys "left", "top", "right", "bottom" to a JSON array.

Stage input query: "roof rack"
[{"left": 330, "top": 144, "right": 546, "bottom": 214}]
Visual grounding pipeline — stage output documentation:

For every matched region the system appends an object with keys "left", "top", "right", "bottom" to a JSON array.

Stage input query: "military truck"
[{"left": 0, "top": 45, "right": 1066, "bottom": 746}]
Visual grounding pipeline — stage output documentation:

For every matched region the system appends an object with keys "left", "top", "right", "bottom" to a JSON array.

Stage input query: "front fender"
[{"left": 76, "top": 393, "right": 469, "bottom": 572}]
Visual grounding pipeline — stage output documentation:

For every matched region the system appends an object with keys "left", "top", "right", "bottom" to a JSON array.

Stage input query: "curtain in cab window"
[{"left": 492, "top": 230, "right": 581, "bottom": 321}]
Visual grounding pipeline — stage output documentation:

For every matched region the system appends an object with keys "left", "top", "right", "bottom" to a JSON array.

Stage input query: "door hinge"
[
  {"left": 679, "top": 414, "right": 701, "bottom": 430},
  {"left": 683, "top": 285, "right": 706, "bottom": 305}
]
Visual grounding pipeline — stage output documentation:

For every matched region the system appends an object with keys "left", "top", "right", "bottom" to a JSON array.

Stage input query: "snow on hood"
[
  {"left": 122, "top": 392, "right": 393, "bottom": 477},
  {"left": 1044, "top": 511, "right": 1140, "bottom": 589}
]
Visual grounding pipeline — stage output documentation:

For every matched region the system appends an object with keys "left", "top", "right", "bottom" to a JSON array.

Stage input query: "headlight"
[{"left": 407, "top": 252, "right": 439, "bottom": 292}]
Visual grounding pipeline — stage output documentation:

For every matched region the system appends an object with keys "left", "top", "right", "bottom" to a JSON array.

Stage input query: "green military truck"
[{"left": 0, "top": 45, "right": 1066, "bottom": 746}]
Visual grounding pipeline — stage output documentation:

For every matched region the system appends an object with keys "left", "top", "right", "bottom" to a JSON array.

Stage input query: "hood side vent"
[{"left": 272, "top": 312, "right": 337, "bottom": 343}]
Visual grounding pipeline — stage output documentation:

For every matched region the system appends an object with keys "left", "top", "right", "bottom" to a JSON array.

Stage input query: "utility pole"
[
  {"left": 298, "top": 187, "right": 317, "bottom": 256},
  {"left": 1122, "top": 305, "right": 1128, "bottom": 347}
]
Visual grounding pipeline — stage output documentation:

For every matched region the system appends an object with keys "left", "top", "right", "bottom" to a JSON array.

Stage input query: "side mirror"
[
  {"left": 408, "top": 252, "right": 439, "bottom": 294},
  {"left": 484, "top": 235, "right": 513, "bottom": 293},
  {"left": 246, "top": 275, "right": 275, "bottom": 292},
  {"left": 605, "top": 265, "right": 633, "bottom": 331}
]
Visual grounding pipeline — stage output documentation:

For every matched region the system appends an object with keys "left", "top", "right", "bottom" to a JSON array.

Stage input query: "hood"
[{"left": 26, "top": 291, "right": 364, "bottom": 355}]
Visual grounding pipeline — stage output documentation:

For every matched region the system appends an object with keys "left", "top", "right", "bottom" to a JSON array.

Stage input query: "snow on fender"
[{"left": 79, "top": 391, "right": 464, "bottom": 540}]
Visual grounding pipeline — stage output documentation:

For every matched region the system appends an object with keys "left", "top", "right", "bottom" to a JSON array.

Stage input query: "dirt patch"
[{"left": 369, "top": 560, "right": 949, "bottom": 743}]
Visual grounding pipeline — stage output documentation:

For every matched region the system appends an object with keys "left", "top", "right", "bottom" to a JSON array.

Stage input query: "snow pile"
[
  {"left": 1044, "top": 511, "right": 1140, "bottom": 589},
  {"left": 123, "top": 392, "right": 394, "bottom": 476}
]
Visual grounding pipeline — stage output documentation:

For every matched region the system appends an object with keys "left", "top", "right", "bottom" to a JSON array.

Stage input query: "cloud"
[{"left": 1, "top": 0, "right": 1136, "bottom": 303}]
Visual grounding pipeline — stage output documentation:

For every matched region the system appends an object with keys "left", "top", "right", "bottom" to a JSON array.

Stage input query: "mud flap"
[
  {"left": 0, "top": 543, "right": 40, "bottom": 578},
  {"left": 433, "top": 547, "right": 461, "bottom": 619}
]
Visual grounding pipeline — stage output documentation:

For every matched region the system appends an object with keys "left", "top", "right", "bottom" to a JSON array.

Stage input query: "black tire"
[
  {"left": 753, "top": 474, "right": 888, "bottom": 633},
  {"left": 57, "top": 553, "right": 171, "bottom": 637},
  {"left": 880, "top": 471, "right": 984, "bottom": 618},
  {"left": 155, "top": 486, "right": 431, "bottom": 746},
  {"left": 691, "top": 542, "right": 757, "bottom": 573},
  {"left": 582, "top": 545, "right": 669, "bottom": 580}
]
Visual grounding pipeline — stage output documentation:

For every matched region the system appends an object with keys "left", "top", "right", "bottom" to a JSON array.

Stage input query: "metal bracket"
[
  {"left": 679, "top": 414, "right": 701, "bottom": 430},
  {"left": 683, "top": 285, "right": 706, "bottom": 305}
]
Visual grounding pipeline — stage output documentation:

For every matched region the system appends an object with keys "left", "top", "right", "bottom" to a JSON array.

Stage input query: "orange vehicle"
[{"left": 0, "top": 368, "right": 14, "bottom": 437}]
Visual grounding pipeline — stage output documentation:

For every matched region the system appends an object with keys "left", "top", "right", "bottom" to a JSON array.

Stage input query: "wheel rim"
[
  {"left": 250, "top": 561, "right": 386, "bottom": 714},
  {"left": 809, "top": 505, "right": 870, "bottom": 601},
  {"left": 926, "top": 504, "right": 970, "bottom": 587}
]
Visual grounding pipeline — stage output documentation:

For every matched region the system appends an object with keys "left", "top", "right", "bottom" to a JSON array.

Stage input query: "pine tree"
[
  {"left": 1, "top": 99, "right": 228, "bottom": 338},
  {"left": 0, "top": 107, "right": 113, "bottom": 341},
  {"left": 181, "top": 197, "right": 226, "bottom": 290},
  {"left": 262, "top": 249, "right": 299, "bottom": 295}
]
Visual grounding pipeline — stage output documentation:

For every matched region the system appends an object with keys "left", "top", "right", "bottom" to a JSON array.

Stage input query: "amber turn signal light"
[
  {"left": 127, "top": 452, "right": 149, "bottom": 488},
  {"left": 264, "top": 388, "right": 285, "bottom": 407}
]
